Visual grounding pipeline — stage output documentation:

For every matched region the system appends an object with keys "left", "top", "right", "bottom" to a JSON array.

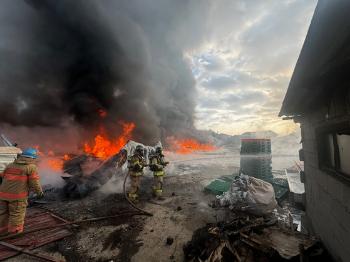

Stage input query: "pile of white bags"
[{"left": 217, "top": 174, "right": 277, "bottom": 215}]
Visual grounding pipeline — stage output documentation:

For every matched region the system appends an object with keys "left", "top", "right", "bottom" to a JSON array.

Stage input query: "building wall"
[{"left": 301, "top": 93, "right": 350, "bottom": 262}]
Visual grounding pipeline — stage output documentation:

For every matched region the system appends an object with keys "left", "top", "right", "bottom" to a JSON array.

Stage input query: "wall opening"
[{"left": 317, "top": 123, "right": 350, "bottom": 182}]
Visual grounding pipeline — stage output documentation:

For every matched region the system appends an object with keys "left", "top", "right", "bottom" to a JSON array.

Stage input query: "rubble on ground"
[
  {"left": 185, "top": 173, "right": 326, "bottom": 261},
  {"left": 183, "top": 212, "right": 325, "bottom": 262}
]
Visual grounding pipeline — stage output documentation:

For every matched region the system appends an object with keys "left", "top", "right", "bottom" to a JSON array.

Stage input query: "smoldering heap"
[{"left": 0, "top": 0, "right": 204, "bottom": 145}]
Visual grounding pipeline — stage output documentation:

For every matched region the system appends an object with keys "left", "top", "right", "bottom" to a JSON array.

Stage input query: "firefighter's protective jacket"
[
  {"left": 0, "top": 157, "right": 42, "bottom": 201},
  {"left": 127, "top": 154, "right": 146, "bottom": 177},
  {"left": 149, "top": 155, "right": 166, "bottom": 176}
]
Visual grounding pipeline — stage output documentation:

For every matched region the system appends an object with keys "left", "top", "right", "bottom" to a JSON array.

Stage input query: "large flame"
[
  {"left": 34, "top": 145, "right": 71, "bottom": 172},
  {"left": 32, "top": 122, "right": 134, "bottom": 172},
  {"left": 84, "top": 121, "right": 135, "bottom": 159},
  {"left": 168, "top": 138, "right": 216, "bottom": 154},
  {"left": 47, "top": 158, "right": 64, "bottom": 171},
  {"left": 46, "top": 154, "right": 72, "bottom": 171}
]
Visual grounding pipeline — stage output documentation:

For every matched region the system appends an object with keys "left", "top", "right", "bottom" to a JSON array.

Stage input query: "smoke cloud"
[{"left": 0, "top": 0, "right": 206, "bottom": 146}]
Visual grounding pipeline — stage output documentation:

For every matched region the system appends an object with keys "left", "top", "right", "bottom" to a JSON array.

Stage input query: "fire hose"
[{"left": 123, "top": 171, "right": 153, "bottom": 216}]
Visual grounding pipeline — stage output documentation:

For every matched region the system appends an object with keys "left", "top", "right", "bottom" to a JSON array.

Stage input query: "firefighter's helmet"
[
  {"left": 135, "top": 145, "right": 144, "bottom": 156},
  {"left": 21, "top": 148, "right": 38, "bottom": 159},
  {"left": 155, "top": 146, "right": 162, "bottom": 154}
]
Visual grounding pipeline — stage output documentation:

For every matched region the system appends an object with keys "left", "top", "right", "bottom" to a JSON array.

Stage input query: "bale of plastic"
[{"left": 216, "top": 174, "right": 277, "bottom": 215}]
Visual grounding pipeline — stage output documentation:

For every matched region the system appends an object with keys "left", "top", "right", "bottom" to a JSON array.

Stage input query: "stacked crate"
[
  {"left": 240, "top": 138, "right": 271, "bottom": 154},
  {"left": 240, "top": 138, "right": 289, "bottom": 200},
  {"left": 240, "top": 139, "right": 272, "bottom": 180}
]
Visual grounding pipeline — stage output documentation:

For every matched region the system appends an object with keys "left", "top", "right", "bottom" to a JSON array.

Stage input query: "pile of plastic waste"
[{"left": 216, "top": 174, "right": 277, "bottom": 215}]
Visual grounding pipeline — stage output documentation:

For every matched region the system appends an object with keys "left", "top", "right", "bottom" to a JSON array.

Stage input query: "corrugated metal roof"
[
  {"left": 280, "top": 0, "right": 350, "bottom": 116},
  {"left": 0, "top": 207, "right": 72, "bottom": 260}
]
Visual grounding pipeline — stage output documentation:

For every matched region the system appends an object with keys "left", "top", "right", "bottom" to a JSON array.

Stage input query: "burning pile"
[
  {"left": 26, "top": 114, "right": 218, "bottom": 199},
  {"left": 38, "top": 116, "right": 217, "bottom": 173},
  {"left": 84, "top": 122, "right": 135, "bottom": 159},
  {"left": 34, "top": 121, "right": 134, "bottom": 173},
  {"left": 61, "top": 140, "right": 163, "bottom": 198},
  {"left": 167, "top": 138, "right": 217, "bottom": 154},
  {"left": 62, "top": 150, "right": 127, "bottom": 199}
]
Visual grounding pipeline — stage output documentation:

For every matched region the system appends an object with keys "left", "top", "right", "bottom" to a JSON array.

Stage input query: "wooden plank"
[
  {"left": 0, "top": 241, "right": 62, "bottom": 262},
  {"left": 0, "top": 208, "right": 72, "bottom": 260}
]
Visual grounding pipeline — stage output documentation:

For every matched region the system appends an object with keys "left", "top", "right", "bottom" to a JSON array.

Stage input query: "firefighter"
[
  {"left": 127, "top": 145, "right": 147, "bottom": 202},
  {"left": 0, "top": 148, "right": 43, "bottom": 235},
  {"left": 149, "top": 147, "right": 168, "bottom": 199}
]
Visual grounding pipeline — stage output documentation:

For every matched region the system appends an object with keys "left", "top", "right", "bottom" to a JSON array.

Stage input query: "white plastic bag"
[{"left": 217, "top": 174, "right": 277, "bottom": 215}]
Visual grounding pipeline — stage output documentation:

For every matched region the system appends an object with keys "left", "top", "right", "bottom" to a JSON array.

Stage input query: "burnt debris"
[
  {"left": 63, "top": 150, "right": 127, "bottom": 198},
  {"left": 183, "top": 213, "right": 328, "bottom": 262}
]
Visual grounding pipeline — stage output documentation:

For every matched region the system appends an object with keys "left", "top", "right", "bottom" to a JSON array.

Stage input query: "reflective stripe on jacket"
[
  {"left": 150, "top": 156, "right": 165, "bottom": 177},
  {"left": 0, "top": 156, "right": 42, "bottom": 201},
  {"left": 127, "top": 154, "right": 146, "bottom": 177}
]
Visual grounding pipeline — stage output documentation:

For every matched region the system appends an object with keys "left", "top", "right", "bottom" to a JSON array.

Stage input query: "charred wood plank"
[{"left": 0, "top": 241, "right": 62, "bottom": 262}]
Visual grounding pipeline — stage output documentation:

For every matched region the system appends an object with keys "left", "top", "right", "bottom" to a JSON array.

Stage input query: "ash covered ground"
[{"left": 6, "top": 148, "right": 298, "bottom": 262}]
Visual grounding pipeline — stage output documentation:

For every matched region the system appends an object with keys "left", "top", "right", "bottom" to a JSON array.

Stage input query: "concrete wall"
[{"left": 301, "top": 97, "right": 350, "bottom": 261}]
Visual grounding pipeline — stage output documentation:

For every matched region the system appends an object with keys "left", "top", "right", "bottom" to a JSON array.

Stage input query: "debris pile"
[
  {"left": 183, "top": 213, "right": 324, "bottom": 262},
  {"left": 215, "top": 174, "right": 277, "bottom": 216},
  {"left": 62, "top": 150, "right": 127, "bottom": 198}
]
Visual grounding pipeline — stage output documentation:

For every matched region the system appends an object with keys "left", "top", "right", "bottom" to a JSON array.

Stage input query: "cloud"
[
  {"left": 223, "top": 90, "right": 268, "bottom": 106},
  {"left": 190, "top": 0, "right": 317, "bottom": 135},
  {"left": 201, "top": 75, "right": 236, "bottom": 90},
  {"left": 197, "top": 54, "right": 226, "bottom": 71}
]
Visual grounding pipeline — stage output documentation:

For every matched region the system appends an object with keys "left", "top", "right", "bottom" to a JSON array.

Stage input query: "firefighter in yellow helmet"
[
  {"left": 149, "top": 147, "right": 168, "bottom": 199},
  {"left": 0, "top": 148, "right": 43, "bottom": 235},
  {"left": 127, "top": 145, "right": 147, "bottom": 202}
]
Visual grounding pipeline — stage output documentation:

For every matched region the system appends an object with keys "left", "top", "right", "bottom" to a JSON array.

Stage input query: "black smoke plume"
[{"left": 0, "top": 0, "right": 201, "bottom": 146}]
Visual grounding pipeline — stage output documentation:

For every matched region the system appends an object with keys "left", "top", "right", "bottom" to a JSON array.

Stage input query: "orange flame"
[
  {"left": 169, "top": 138, "right": 217, "bottom": 154},
  {"left": 33, "top": 146, "right": 70, "bottom": 171},
  {"left": 47, "top": 158, "right": 64, "bottom": 171},
  {"left": 84, "top": 121, "right": 135, "bottom": 159}
]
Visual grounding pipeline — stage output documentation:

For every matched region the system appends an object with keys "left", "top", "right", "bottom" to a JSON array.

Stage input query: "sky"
[{"left": 187, "top": 0, "right": 317, "bottom": 136}]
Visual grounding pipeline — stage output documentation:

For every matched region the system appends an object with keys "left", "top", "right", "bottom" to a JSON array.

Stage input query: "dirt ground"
[{"left": 5, "top": 153, "right": 240, "bottom": 262}]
